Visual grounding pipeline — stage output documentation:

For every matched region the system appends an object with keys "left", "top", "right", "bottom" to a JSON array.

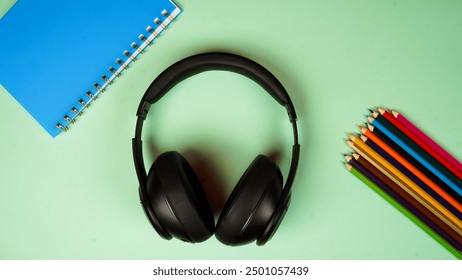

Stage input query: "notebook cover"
[{"left": 0, "top": 0, "right": 181, "bottom": 137}]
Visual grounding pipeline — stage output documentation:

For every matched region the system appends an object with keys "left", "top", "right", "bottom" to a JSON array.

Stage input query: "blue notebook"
[{"left": 0, "top": 0, "right": 181, "bottom": 137}]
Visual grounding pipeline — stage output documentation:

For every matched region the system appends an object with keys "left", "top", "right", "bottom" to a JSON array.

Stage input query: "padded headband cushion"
[
  {"left": 146, "top": 151, "right": 215, "bottom": 243},
  {"left": 136, "top": 52, "right": 295, "bottom": 119}
]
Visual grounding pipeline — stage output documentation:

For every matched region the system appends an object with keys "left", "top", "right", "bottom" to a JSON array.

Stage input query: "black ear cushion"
[
  {"left": 215, "top": 155, "right": 283, "bottom": 245},
  {"left": 146, "top": 151, "right": 214, "bottom": 243}
]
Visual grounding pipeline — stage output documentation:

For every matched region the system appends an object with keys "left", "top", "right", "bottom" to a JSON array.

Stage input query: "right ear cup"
[
  {"left": 215, "top": 155, "right": 283, "bottom": 246},
  {"left": 146, "top": 151, "right": 214, "bottom": 243}
]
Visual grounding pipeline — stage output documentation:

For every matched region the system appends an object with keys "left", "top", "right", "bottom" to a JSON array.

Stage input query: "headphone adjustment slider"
[
  {"left": 285, "top": 105, "right": 297, "bottom": 123},
  {"left": 139, "top": 101, "right": 151, "bottom": 120}
]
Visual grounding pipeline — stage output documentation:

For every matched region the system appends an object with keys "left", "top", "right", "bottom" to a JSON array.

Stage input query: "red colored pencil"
[{"left": 382, "top": 108, "right": 462, "bottom": 181}]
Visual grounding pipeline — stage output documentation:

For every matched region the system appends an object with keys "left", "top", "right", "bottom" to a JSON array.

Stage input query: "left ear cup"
[
  {"left": 215, "top": 155, "right": 283, "bottom": 246},
  {"left": 146, "top": 151, "right": 215, "bottom": 243}
]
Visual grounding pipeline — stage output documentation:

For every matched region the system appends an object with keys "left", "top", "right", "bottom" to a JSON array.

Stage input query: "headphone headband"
[
  {"left": 132, "top": 52, "right": 300, "bottom": 245},
  {"left": 136, "top": 52, "right": 297, "bottom": 121}
]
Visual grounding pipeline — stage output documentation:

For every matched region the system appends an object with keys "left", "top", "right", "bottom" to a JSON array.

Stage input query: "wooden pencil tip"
[
  {"left": 360, "top": 135, "right": 368, "bottom": 142},
  {"left": 345, "top": 163, "right": 352, "bottom": 171},
  {"left": 352, "top": 153, "right": 360, "bottom": 160},
  {"left": 391, "top": 110, "right": 399, "bottom": 118},
  {"left": 378, "top": 107, "right": 386, "bottom": 114},
  {"left": 367, "top": 123, "right": 375, "bottom": 131},
  {"left": 346, "top": 140, "right": 354, "bottom": 147},
  {"left": 367, "top": 116, "right": 375, "bottom": 123},
  {"left": 372, "top": 111, "right": 379, "bottom": 118},
  {"left": 344, "top": 154, "right": 353, "bottom": 162},
  {"left": 347, "top": 133, "right": 356, "bottom": 141}
]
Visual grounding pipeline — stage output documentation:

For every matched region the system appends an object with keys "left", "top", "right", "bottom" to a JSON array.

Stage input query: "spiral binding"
[{"left": 56, "top": 7, "right": 181, "bottom": 133}]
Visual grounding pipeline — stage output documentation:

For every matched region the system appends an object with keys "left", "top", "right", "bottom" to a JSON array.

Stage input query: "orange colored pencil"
[
  {"left": 347, "top": 136, "right": 462, "bottom": 234},
  {"left": 360, "top": 125, "right": 462, "bottom": 213}
]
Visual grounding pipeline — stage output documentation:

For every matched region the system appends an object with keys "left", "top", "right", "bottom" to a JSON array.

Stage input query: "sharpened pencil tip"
[
  {"left": 378, "top": 107, "right": 386, "bottom": 114},
  {"left": 391, "top": 110, "right": 399, "bottom": 118},
  {"left": 347, "top": 133, "right": 356, "bottom": 141},
  {"left": 346, "top": 140, "right": 354, "bottom": 147},
  {"left": 345, "top": 163, "right": 352, "bottom": 171}
]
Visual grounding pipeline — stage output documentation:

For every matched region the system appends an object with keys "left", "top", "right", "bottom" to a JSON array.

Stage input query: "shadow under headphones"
[{"left": 132, "top": 52, "right": 300, "bottom": 246}]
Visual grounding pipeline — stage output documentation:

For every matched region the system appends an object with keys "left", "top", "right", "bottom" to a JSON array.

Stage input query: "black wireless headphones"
[{"left": 132, "top": 52, "right": 300, "bottom": 246}]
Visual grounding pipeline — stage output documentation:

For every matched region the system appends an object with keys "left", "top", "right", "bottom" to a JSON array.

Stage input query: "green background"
[{"left": 1, "top": 0, "right": 461, "bottom": 259}]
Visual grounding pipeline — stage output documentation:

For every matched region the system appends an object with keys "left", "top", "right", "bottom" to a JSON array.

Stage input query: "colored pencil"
[
  {"left": 345, "top": 108, "right": 462, "bottom": 256},
  {"left": 347, "top": 137, "right": 462, "bottom": 233},
  {"left": 373, "top": 110, "right": 462, "bottom": 189},
  {"left": 345, "top": 163, "right": 462, "bottom": 255},
  {"left": 370, "top": 112, "right": 462, "bottom": 190},
  {"left": 347, "top": 155, "right": 462, "bottom": 248},
  {"left": 372, "top": 111, "right": 462, "bottom": 188},
  {"left": 362, "top": 135, "right": 462, "bottom": 220},
  {"left": 392, "top": 109, "right": 462, "bottom": 180},
  {"left": 360, "top": 125, "right": 462, "bottom": 213},
  {"left": 378, "top": 108, "right": 462, "bottom": 181},
  {"left": 369, "top": 115, "right": 462, "bottom": 197},
  {"left": 368, "top": 123, "right": 462, "bottom": 203}
]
